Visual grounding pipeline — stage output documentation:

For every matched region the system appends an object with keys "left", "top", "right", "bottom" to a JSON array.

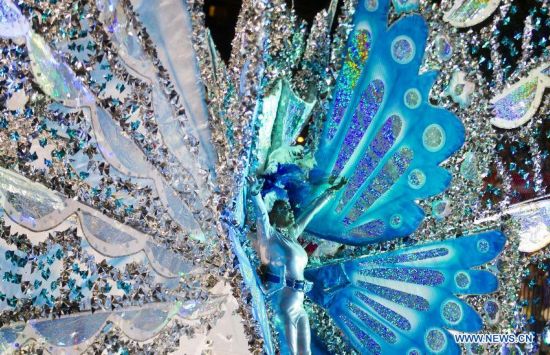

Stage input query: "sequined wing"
[
  {"left": 0, "top": 0, "right": 225, "bottom": 351},
  {"left": 307, "top": 0, "right": 465, "bottom": 245},
  {"left": 304, "top": 231, "right": 506, "bottom": 354},
  {"left": 490, "top": 63, "right": 550, "bottom": 129},
  {"left": 1, "top": 0, "right": 213, "bottom": 241}
]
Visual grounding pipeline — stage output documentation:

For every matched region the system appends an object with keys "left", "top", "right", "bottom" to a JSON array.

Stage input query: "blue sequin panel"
[
  {"left": 327, "top": 29, "right": 372, "bottom": 140},
  {"left": 347, "top": 146, "right": 412, "bottom": 222},
  {"left": 355, "top": 291, "right": 412, "bottom": 330},
  {"left": 332, "top": 80, "right": 384, "bottom": 175},
  {"left": 348, "top": 302, "right": 397, "bottom": 343},
  {"left": 367, "top": 247, "right": 449, "bottom": 265},
  {"left": 337, "top": 115, "right": 403, "bottom": 214},
  {"left": 348, "top": 219, "right": 385, "bottom": 238},
  {"left": 357, "top": 281, "right": 430, "bottom": 311},
  {"left": 360, "top": 267, "right": 445, "bottom": 286},
  {"left": 327, "top": 91, "right": 350, "bottom": 141},
  {"left": 338, "top": 314, "right": 381, "bottom": 354}
]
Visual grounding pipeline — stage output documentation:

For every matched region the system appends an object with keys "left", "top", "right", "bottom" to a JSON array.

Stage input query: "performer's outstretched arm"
[
  {"left": 248, "top": 176, "right": 271, "bottom": 242},
  {"left": 293, "top": 189, "right": 335, "bottom": 236},
  {"left": 294, "top": 178, "right": 347, "bottom": 236}
]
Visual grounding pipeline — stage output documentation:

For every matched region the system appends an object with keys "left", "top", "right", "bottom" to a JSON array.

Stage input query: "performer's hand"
[{"left": 330, "top": 177, "right": 348, "bottom": 191}]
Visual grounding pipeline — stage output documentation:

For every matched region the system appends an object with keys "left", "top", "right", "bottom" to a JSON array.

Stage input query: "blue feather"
[{"left": 261, "top": 163, "right": 313, "bottom": 211}]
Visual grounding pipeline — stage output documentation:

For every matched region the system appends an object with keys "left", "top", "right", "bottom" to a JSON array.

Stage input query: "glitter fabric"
[
  {"left": 360, "top": 268, "right": 445, "bottom": 286},
  {"left": 354, "top": 291, "right": 412, "bottom": 330},
  {"left": 357, "top": 281, "right": 431, "bottom": 310},
  {"left": 425, "top": 328, "right": 447, "bottom": 352},
  {"left": 348, "top": 302, "right": 397, "bottom": 343},
  {"left": 483, "top": 299, "right": 500, "bottom": 324},
  {"left": 455, "top": 271, "right": 471, "bottom": 289},
  {"left": 404, "top": 88, "right": 421, "bottom": 108},
  {"left": 423, "top": 124, "right": 446, "bottom": 152},
  {"left": 392, "top": 36, "right": 416, "bottom": 64},
  {"left": 494, "top": 77, "right": 538, "bottom": 120},
  {"left": 441, "top": 300, "right": 463, "bottom": 324},
  {"left": 338, "top": 314, "right": 381, "bottom": 353},
  {"left": 336, "top": 115, "right": 403, "bottom": 214},
  {"left": 367, "top": 247, "right": 449, "bottom": 265},
  {"left": 0, "top": 0, "right": 546, "bottom": 353},
  {"left": 349, "top": 219, "right": 385, "bottom": 238},
  {"left": 352, "top": 146, "right": 414, "bottom": 218},
  {"left": 326, "top": 29, "right": 372, "bottom": 141},
  {"left": 444, "top": 0, "right": 501, "bottom": 27},
  {"left": 332, "top": 79, "right": 384, "bottom": 175}
]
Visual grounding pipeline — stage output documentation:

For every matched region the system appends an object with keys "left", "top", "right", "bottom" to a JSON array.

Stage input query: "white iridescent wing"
[
  {"left": 490, "top": 64, "right": 550, "bottom": 129},
  {"left": 443, "top": 0, "right": 501, "bottom": 28},
  {"left": 475, "top": 196, "right": 550, "bottom": 253},
  {"left": 1, "top": 167, "right": 204, "bottom": 277},
  {"left": 95, "top": 0, "right": 213, "bottom": 200},
  {"left": 0, "top": 299, "right": 225, "bottom": 352},
  {"left": 0, "top": 0, "right": 232, "bottom": 352},
  {"left": 129, "top": 0, "right": 218, "bottom": 171},
  {"left": 6, "top": 0, "right": 208, "bottom": 241}
]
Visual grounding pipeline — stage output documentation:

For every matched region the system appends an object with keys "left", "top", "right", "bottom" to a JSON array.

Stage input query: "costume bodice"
[{"left": 259, "top": 226, "right": 308, "bottom": 281}]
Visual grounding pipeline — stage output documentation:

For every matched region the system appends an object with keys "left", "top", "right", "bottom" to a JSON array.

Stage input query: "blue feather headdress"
[{"left": 261, "top": 163, "right": 311, "bottom": 212}]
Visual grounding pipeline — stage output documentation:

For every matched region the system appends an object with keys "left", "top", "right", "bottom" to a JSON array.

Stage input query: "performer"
[{"left": 247, "top": 175, "right": 346, "bottom": 355}]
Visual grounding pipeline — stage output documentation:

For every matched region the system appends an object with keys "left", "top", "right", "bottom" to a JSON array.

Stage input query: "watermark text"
[{"left": 454, "top": 333, "right": 534, "bottom": 344}]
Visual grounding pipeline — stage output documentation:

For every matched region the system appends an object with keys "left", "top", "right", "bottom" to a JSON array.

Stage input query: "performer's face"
[{"left": 271, "top": 200, "right": 294, "bottom": 228}]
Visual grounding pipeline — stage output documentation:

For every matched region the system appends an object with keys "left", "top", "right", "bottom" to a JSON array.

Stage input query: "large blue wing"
[
  {"left": 305, "top": 231, "right": 506, "bottom": 354},
  {"left": 307, "top": 0, "right": 465, "bottom": 245}
]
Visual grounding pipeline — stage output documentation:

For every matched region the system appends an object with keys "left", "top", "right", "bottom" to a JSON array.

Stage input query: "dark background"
[
  {"left": 203, "top": 0, "right": 332, "bottom": 61},
  {"left": 203, "top": 0, "right": 546, "bottom": 81}
]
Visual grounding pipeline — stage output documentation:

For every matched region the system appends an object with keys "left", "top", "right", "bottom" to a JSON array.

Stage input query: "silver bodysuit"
[
  {"left": 262, "top": 226, "right": 310, "bottom": 355},
  {"left": 251, "top": 191, "right": 333, "bottom": 355}
]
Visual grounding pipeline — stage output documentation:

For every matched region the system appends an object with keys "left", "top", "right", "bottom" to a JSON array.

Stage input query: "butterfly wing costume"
[{"left": 249, "top": 1, "right": 506, "bottom": 354}]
